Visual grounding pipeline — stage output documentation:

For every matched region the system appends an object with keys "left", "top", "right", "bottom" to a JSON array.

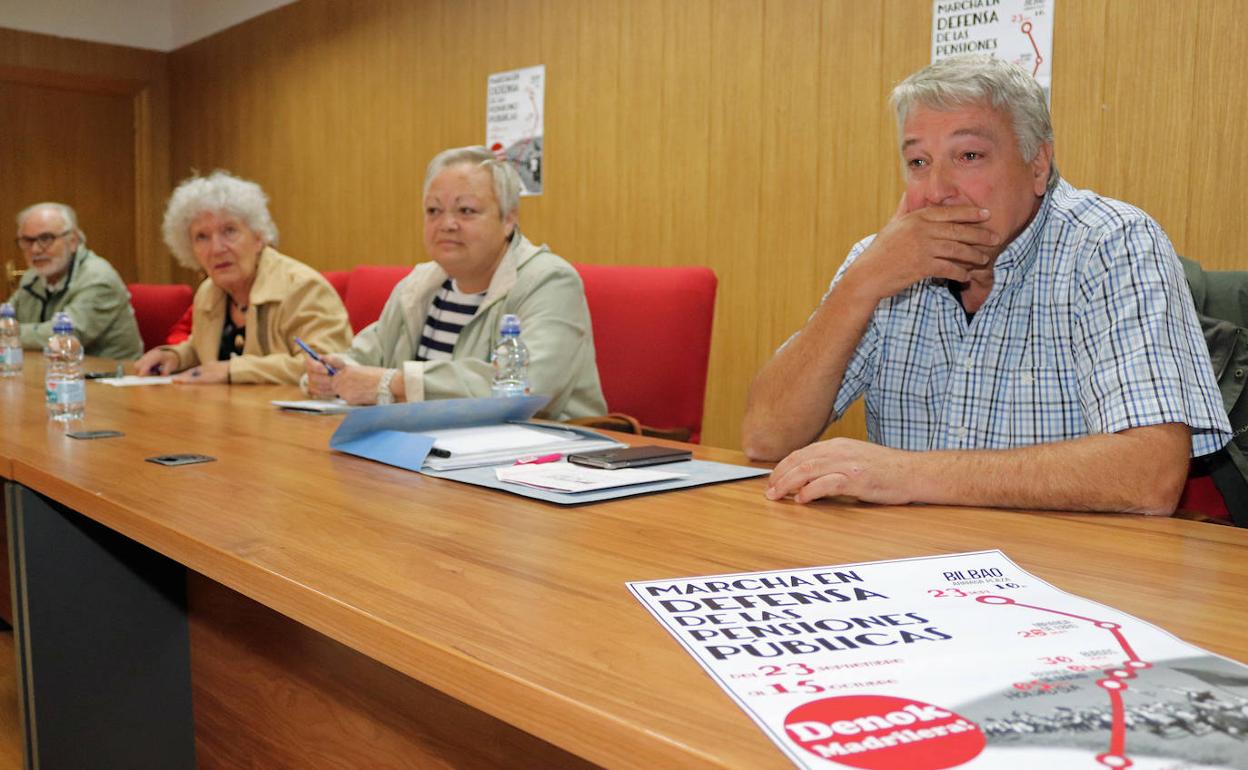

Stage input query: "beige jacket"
[{"left": 164, "top": 248, "right": 352, "bottom": 384}]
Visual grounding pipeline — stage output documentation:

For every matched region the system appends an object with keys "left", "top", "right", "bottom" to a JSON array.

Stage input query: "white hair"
[
  {"left": 890, "top": 55, "right": 1059, "bottom": 192},
  {"left": 422, "top": 146, "right": 522, "bottom": 220},
  {"left": 16, "top": 202, "right": 86, "bottom": 247},
  {"left": 162, "top": 170, "right": 279, "bottom": 269}
]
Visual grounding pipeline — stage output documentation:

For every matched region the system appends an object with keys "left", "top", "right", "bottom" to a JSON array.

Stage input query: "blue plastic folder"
[{"left": 329, "top": 395, "right": 555, "bottom": 472}]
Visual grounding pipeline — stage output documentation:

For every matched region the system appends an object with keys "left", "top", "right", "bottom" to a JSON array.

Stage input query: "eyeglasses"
[{"left": 15, "top": 230, "right": 72, "bottom": 251}]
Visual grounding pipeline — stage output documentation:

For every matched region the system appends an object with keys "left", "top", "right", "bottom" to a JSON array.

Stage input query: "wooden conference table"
[{"left": 1, "top": 356, "right": 1246, "bottom": 769}]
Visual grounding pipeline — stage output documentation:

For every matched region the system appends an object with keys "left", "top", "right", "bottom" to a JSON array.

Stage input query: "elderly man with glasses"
[{"left": 7, "top": 202, "right": 142, "bottom": 360}]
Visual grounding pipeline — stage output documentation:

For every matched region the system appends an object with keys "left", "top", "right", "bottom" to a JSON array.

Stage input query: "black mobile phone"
[
  {"left": 66, "top": 430, "right": 125, "bottom": 440},
  {"left": 567, "top": 445, "right": 692, "bottom": 470},
  {"left": 145, "top": 454, "right": 216, "bottom": 466}
]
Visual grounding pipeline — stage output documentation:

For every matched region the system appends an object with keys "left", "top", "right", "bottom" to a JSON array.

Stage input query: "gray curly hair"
[
  {"left": 890, "top": 55, "right": 1059, "bottom": 192},
  {"left": 422, "top": 146, "right": 522, "bottom": 220},
  {"left": 162, "top": 170, "right": 279, "bottom": 269}
]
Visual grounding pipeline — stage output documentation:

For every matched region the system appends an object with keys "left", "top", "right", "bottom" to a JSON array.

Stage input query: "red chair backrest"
[
  {"left": 165, "top": 304, "right": 193, "bottom": 344},
  {"left": 1178, "top": 474, "right": 1231, "bottom": 521},
  {"left": 344, "top": 266, "right": 411, "bottom": 333},
  {"left": 128, "top": 283, "right": 194, "bottom": 351},
  {"left": 573, "top": 263, "right": 717, "bottom": 443},
  {"left": 322, "top": 270, "right": 351, "bottom": 303}
]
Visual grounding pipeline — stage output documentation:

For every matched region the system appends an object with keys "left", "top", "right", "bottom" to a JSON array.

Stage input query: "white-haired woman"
[
  {"left": 136, "top": 170, "right": 352, "bottom": 383},
  {"left": 304, "top": 146, "right": 605, "bottom": 420}
]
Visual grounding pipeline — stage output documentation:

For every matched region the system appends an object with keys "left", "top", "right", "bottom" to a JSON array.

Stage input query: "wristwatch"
[{"left": 376, "top": 368, "right": 397, "bottom": 405}]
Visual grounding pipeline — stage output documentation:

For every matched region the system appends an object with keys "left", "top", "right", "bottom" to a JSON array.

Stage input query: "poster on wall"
[
  {"left": 486, "top": 65, "right": 544, "bottom": 196},
  {"left": 931, "top": 0, "right": 1054, "bottom": 96},
  {"left": 629, "top": 550, "right": 1248, "bottom": 769}
]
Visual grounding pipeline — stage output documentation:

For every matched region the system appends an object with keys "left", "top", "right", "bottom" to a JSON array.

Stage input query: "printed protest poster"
[
  {"left": 629, "top": 551, "right": 1248, "bottom": 769},
  {"left": 932, "top": 0, "right": 1054, "bottom": 94},
  {"left": 486, "top": 65, "right": 544, "bottom": 196}
]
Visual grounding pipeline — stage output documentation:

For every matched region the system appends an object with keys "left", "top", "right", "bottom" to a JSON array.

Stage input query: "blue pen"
[{"left": 294, "top": 337, "right": 337, "bottom": 375}]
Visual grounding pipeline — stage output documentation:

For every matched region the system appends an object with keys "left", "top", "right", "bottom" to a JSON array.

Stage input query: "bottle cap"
[
  {"left": 499, "top": 313, "right": 521, "bottom": 336},
  {"left": 52, "top": 311, "right": 74, "bottom": 335}
]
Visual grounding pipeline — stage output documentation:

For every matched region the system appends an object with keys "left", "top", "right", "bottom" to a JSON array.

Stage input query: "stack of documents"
[{"left": 422, "top": 424, "right": 620, "bottom": 470}]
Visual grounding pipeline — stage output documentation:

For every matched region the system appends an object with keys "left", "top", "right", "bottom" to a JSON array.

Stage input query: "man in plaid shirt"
[{"left": 744, "top": 55, "right": 1230, "bottom": 514}]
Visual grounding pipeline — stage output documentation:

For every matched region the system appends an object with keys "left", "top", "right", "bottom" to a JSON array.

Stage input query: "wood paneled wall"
[
  {"left": 0, "top": 28, "right": 172, "bottom": 285},
  {"left": 163, "top": 0, "right": 1248, "bottom": 450}
]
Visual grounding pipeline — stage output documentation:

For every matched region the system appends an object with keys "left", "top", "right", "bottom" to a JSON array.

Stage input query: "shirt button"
[
  {"left": 1236, "top": 368, "right": 1245, "bottom": 380},
  {"left": 963, "top": 356, "right": 973, "bottom": 371},
  {"left": 952, "top": 426, "right": 968, "bottom": 438}
]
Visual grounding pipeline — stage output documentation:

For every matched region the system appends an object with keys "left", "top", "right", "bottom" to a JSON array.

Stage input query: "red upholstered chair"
[
  {"left": 321, "top": 270, "right": 351, "bottom": 303},
  {"left": 573, "top": 263, "right": 717, "bottom": 443},
  {"left": 128, "top": 283, "right": 194, "bottom": 351},
  {"left": 165, "top": 305, "right": 193, "bottom": 344},
  {"left": 344, "top": 265, "right": 411, "bottom": 333},
  {"left": 1178, "top": 474, "right": 1231, "bottom": 522}
]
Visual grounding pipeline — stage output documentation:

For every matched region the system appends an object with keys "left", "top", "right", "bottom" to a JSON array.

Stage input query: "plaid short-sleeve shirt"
[{"left": 827, "top": 181, "right": 1231, "bottom": 457}]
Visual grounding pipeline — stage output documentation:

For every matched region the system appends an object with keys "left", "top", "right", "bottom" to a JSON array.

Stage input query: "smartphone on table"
[
  {"left": 567, "top": 445, "right": 692, "bottom": 470},
  {"left": 145, "top": 454, "right": 216, "bottom": 466}
]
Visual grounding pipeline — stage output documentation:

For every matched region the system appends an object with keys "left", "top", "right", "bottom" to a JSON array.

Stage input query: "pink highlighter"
[{"left": 514, "top": 453, "right": 563, "bottom": 465}]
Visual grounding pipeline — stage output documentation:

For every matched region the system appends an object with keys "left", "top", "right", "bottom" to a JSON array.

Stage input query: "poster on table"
[
  {"left": 628, "top": 550, "right": 1248, "bottom": 769},
  {"left": 486, "top": 64, "right": 544, "bottom": 196},
  {"left": 931, "top": 0, "right": 1054, "bottom": 96}
]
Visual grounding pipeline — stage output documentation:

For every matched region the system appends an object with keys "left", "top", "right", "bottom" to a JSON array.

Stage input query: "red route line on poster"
[
  {"left": 977, "top": 595, "right": 1149, "bottom": 770},
  {"left": 1020, "top": 20, "right": 1043, "bottom": 76}
]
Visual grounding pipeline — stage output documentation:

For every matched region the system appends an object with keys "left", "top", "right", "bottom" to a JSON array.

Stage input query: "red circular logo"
[{"left": 784, "top": 695, "right": 985, "bottom": 769}]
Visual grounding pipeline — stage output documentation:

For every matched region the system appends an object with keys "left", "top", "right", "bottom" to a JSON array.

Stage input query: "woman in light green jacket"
[{"left": 306, "top": 147, "right": 606, "bottom": 421}]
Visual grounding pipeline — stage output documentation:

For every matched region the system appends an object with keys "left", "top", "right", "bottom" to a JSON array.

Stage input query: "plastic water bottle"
[
  {"left": 490, "top": 314, "right": 530, "bottom": 398},
  {"left": 44, "top": 312, "right": 85, "bottom": 421},
  {"left": 0, "top": 302, "right": 21, "bottom": 377}
]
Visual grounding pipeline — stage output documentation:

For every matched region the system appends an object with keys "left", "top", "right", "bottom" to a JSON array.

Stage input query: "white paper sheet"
[
  {"left": 495, "top": 461, "right": 686, "bottom": 493},
  {"left": 96, "top": 376, "right": 172, "bottom": 386},
  {"left": 271, "top": 399, "right": 356, "bottom": 414},
  {"left": 486, "top": 64, "right": 544, "bottom": 195},
  {"left": 931, "top": 0, "right": 1055, "bottom": 95},
  {"left": 629, "top": 550, "right": 1248, "bottom": 769}
]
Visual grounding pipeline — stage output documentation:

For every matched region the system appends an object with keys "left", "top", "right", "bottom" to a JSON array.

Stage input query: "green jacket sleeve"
[{"left": 19, "top": 278, "right": 130, "bottom": 352}]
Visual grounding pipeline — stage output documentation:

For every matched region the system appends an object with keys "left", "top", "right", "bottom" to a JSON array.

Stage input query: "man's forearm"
[
  {"left": 899, "top": 425, "right": 1190, "bottom": 514},
  {"left": 742, "top": 273, "right": 878, "bottom": 460}
]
